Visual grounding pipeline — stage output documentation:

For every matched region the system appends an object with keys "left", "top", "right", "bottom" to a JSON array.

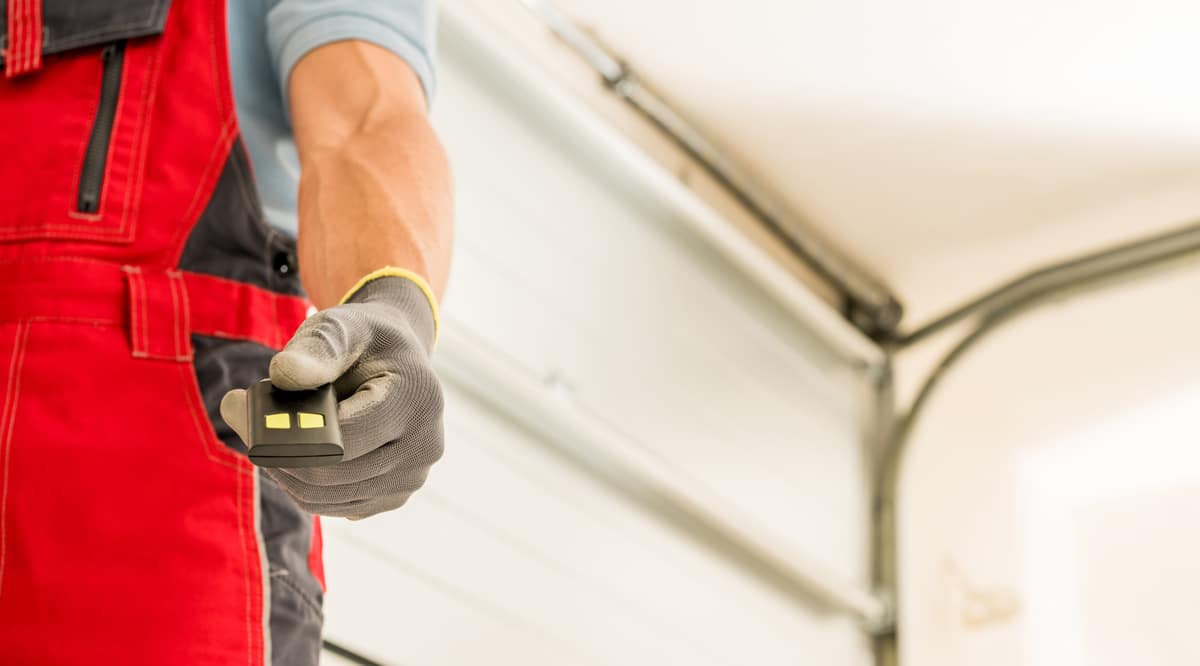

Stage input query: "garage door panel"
[{"left": 323, "top": 9, "right": 875, "bottom": 664}]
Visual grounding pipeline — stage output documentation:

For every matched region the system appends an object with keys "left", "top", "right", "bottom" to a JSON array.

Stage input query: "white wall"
[
  {"left": 320, "top": 11, "right": 878, "bottom": 666},
  {"left": 897, "top": 261, "right": 1200, "bottom": 665}
]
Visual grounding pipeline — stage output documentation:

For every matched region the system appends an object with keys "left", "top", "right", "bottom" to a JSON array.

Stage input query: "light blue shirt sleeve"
[
  {"left": 267, "top": 0, "right": 437, "bottom": 107},
  {"left": 227, "top": 0, "right": 437, "bottom": 236}
]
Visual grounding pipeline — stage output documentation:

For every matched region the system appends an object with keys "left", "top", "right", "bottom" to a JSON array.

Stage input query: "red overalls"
[{"left": 0, "top": 1, "right": 326, "bottom": 663}]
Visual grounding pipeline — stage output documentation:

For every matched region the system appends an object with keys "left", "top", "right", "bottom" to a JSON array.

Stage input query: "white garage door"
[{"left": 321, "top": 10, "right": 877, "bottom": 665}]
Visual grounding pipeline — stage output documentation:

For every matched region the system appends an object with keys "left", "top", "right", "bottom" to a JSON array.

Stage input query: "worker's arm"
[
  {"left": 222, "top": 38, "right": 452, "bottom": 519},
  {"left": 289, "top": 39, "right": 453, "bottom": 309}
]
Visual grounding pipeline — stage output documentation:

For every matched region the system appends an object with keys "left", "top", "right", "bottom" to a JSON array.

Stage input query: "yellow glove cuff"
[{"left": 340, "top": 267, "right": 441, "bottom": 342}]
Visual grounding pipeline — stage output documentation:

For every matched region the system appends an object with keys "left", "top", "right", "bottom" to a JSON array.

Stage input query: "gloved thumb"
[
  {"left": 269, "top": 317, "right": 358, "bottom": 391},
  {"left": 220, "top": 388, "right": 250, "bottom": 446}
]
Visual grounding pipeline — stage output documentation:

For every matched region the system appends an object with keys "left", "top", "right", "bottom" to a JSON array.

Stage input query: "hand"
[{"left": 221, "top": 270, "right": 444, "bottom": 519}]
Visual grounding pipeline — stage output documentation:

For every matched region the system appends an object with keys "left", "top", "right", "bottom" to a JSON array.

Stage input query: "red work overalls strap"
[{"left": 0, "top": 1, "right": 323, "bottom": 663}]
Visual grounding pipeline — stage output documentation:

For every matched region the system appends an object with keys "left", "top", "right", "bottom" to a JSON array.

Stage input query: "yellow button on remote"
[
  {"left": 297, "top": 412, "right": 325, "bottom": 429},
  {"left": 264, "top": 413, "right": 291, "bottom": 429}
]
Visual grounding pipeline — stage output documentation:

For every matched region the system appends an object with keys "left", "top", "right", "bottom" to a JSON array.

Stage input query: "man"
[{"left": 0, "top": 0, "right": 451, "bottom": 664}]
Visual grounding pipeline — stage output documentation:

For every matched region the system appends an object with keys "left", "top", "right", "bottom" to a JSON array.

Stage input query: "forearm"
[{"left": 289, "top": 40, "right": 453, "bottom": 310}]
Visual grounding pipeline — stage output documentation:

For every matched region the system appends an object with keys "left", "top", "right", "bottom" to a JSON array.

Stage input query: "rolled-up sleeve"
[{"left": 266, "top": 0, "right": 437, "bottom": 107}]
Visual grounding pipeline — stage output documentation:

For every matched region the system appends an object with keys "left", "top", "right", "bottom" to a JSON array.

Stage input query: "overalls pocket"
[
  {"left": 0, "top": 0, "right": 171, "bottom": 242},
  {"left": 0, "top": 317, "right": 266, "bottom": 664}
]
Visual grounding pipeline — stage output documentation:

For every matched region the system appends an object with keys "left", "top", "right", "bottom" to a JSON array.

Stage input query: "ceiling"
[{"left": 518, "top": 0, "right": 1200, "bottom": 325}]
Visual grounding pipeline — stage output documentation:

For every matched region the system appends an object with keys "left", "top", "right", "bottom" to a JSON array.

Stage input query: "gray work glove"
[{"left": 220, "top": 272, "right": 444, "bottom": 520}]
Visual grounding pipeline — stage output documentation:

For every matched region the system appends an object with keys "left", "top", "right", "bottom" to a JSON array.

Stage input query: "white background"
[{"left": 899, "top": 263, "right": 1200, "bottom": 666}]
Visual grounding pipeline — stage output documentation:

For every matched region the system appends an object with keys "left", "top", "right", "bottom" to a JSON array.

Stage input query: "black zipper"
[{"left": 77, "top": 41, "right": 126, "bottom": 214}]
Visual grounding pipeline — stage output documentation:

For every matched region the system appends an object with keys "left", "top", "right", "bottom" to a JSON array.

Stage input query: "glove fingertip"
[
  {"left": 219, "top": 388, "right": 250, "bottom": 445},
  {"left": 269, "top": 349, "right": 337, "bottom": 390}
]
